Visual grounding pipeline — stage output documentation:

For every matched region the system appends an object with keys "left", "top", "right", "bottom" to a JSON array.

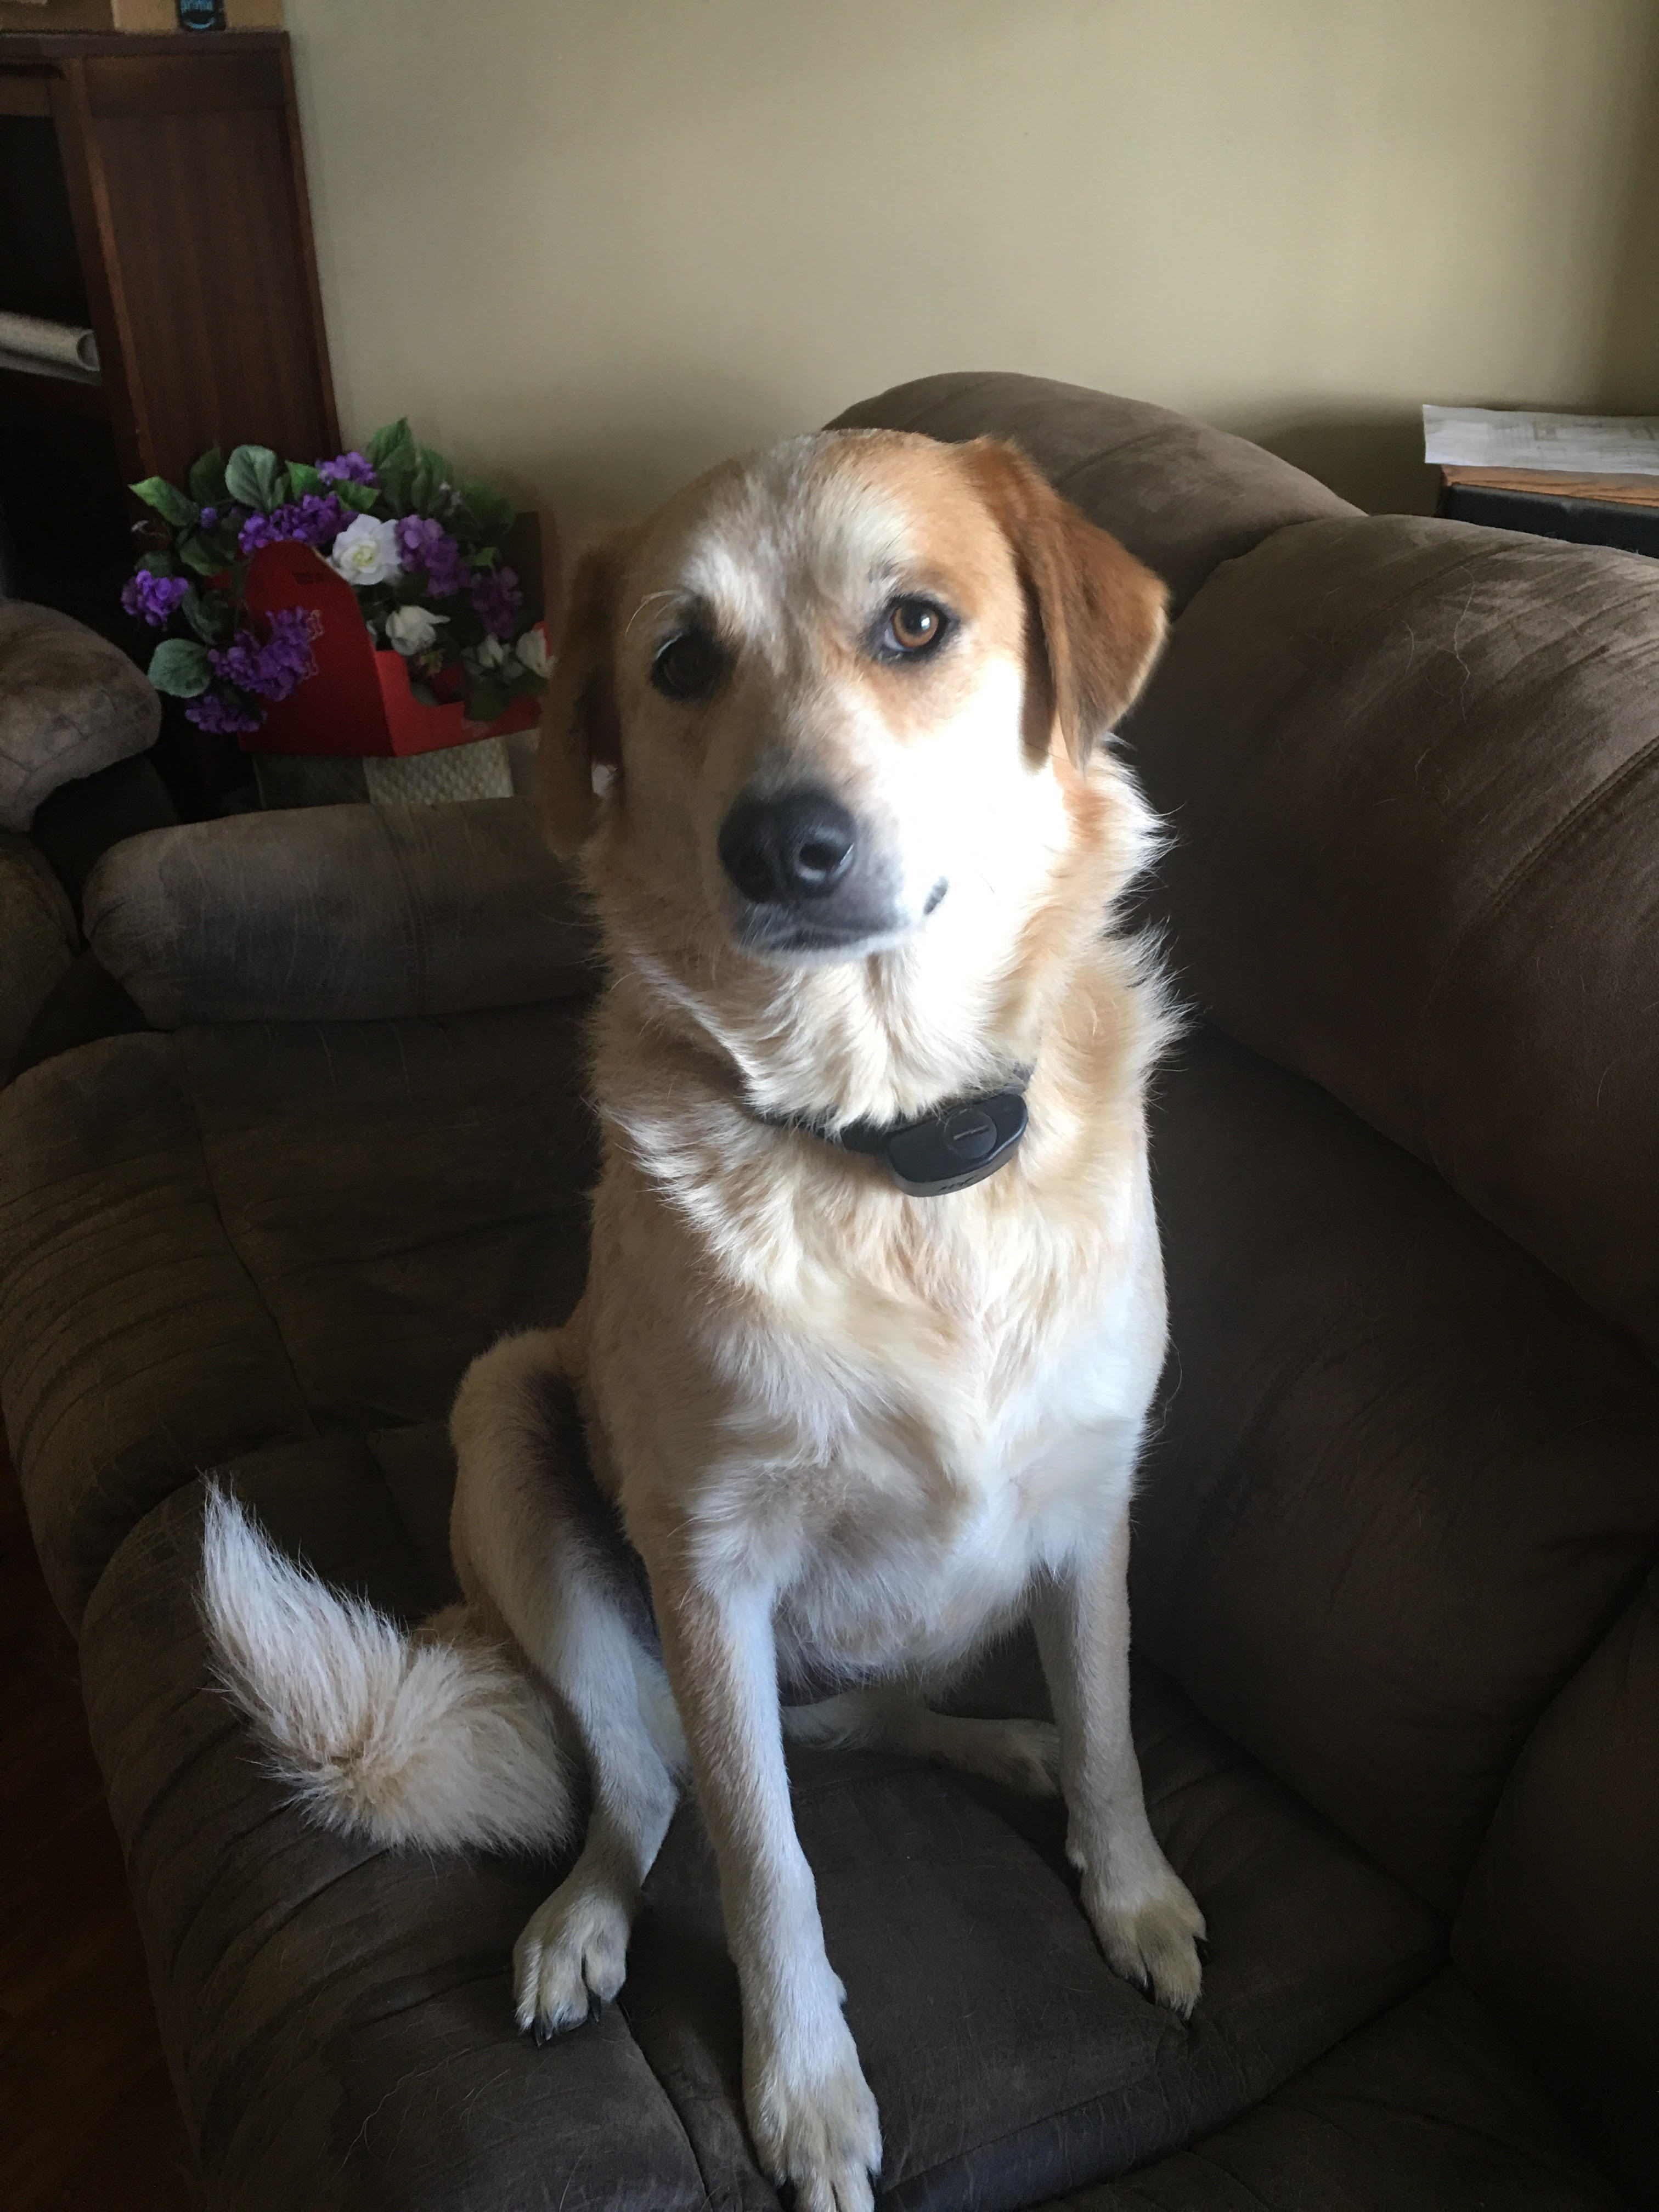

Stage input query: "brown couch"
[{"left": 0, "top": 373, "right": 1652, "bottom": 2210}]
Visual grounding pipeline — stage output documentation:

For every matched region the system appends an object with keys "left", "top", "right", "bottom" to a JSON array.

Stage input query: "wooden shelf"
[
  {"left": 0, "top": 29, "right": 287, "bottom": 60},
  {"left": 0, "top": 27, "right": 337, "bottom": 809},
  {"left": 0, "top": 70, "right": 50, "bottom": 116},
  {"left": 0, "top": 30, "right": 336, "bottom": 484},
  {"left": 0, "top": 348, "right": 106, "bottom": 417}
]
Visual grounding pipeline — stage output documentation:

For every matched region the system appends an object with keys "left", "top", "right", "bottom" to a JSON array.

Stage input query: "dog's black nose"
[{"left": 718, "top": 792, "right": 856, "bottom": 906}]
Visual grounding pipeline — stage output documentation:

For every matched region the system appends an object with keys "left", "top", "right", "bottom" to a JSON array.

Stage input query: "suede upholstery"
[
  {"left": 1, "top": 374, "right": 1652, "bottom": 2210},
  {"left": 0, "top": 1000, "right": 596, "bottom": 1625},
  {"left": 0, "top": 826, "right": 78, "bottom": 1078},
  {"left": 0, "top": 599, "right": 160, "bottom": 831},
  {"left": 828, "top": 374, "right": 1356, "bottom": 614},
  {"left": 86, "top": 1442, "right": 1443, "bottom": 2212},
  {"left": 1134, "top": 1029, "right": 1659, "bottom": 1912},
  {"left": 84, "top": 797, "right": 598, "bottom": 1029},
  {"left": 1120, "top": 515, "right": 1659, "bottom": 1359}
]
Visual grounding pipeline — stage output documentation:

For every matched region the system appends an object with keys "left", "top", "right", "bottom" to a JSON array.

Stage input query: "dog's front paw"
[
  {"left": 515, "top": 1878, "right": 630, "bottom": 2039},
  {"left": 746, "top": 2015, "right": 882, "bottom": 2212},
  {"left": 1083, "top": 1860, "right": 1205, "bottom": 2019}
]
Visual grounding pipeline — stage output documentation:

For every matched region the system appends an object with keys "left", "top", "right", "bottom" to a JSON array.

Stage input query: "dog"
[{"left": 202, "top": 427, "right": 1205, "bottom": 2212}]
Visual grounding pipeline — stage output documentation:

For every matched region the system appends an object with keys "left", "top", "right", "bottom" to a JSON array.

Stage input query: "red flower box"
[{"left": 239, "top": 541, "right": 543, "bottom": 758}]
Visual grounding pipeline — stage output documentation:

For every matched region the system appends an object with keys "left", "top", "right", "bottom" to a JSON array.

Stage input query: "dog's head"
[{"left": 540, "top": 431, "right": 1166, "bottom": 994}]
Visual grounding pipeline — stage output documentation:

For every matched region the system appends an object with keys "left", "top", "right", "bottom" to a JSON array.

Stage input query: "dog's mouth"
[{"left": 735, "top": 905, "right": 926, "bottom": 964}]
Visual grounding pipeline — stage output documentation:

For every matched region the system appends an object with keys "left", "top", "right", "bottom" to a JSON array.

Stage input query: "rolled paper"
[{"left": 0, "top": 310, "right": 99, "bottom": 374}]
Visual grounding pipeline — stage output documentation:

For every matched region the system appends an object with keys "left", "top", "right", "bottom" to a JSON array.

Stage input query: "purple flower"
[
  {"left": 121, "top": 569, "right": 190, "bottom": 628},
  {"left": 236, "top": 510, "right": 285, "bottom": 554},
  {"left": 394, "top": 515, "right": 466, "bottom": 599},
  {"left": 319, "top": 451, "right": 376, "bottom": 487},
  {"left": 210, "top": 607, "right": 314, "bottom": 703},
  {"left": 198, "top": 505, "right": 219, "bottom": 531},
  {"left": 238, "top": 493, "right": 348, "bottom": 558},
  {"left": 185, "top": 685, "right": 262, "bottom": 735},
  {"left": 471, "top": 563, "right": 523, "bottom": 641}
]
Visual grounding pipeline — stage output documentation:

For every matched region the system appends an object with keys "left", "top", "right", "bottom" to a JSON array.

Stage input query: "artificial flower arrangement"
[{"left": 121, "top": 419, "right": 550, "bottom": 741}]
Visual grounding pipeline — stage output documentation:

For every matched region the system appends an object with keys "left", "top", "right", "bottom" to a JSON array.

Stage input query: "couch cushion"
[
  {"left": 0, "top": 827, "right": 78, "bottom": 1081},
  {"left": 1132, "top": 1026, "right": 1659, "bottom": 1913},
  {"left": 1454, "top": 1562, "right": 1659, "bottom": 2207},
  {"left": 827, "top": 373, "right": 1355, "bottom": 615},
  {"left": 1038, "top": 1971, "right": 1624, "bottom": 2211},
  {"left": 0, "top": 998, "right": 596, "bottom": 1626},
  {"left": 83, "top": 798, "right": 599, "bottom": 1029},
  {"left": 1122, "top": 513, "right": 1659, "bottom": 1359},
  {"left": 0, "top": 599, "right": 160, "bottom": 833},
  {"left": 80, "top": 1435, "right": 1443, "bottom": 2212}
]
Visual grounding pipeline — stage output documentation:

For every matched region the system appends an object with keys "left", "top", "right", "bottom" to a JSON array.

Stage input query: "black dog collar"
[{"left": 754, "top": 1072, "right": 1031, "bottom": 1198}]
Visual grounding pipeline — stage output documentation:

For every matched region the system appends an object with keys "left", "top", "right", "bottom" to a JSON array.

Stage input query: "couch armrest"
[
  {"left": 0, "top": 829, "right": 79, "bottom": 1080},
  {"left": 0, "top": 601, "right": 160, "bottom": 832},
  {"left": 82, "top": 797, "right": 599, "bottom": 1028}
]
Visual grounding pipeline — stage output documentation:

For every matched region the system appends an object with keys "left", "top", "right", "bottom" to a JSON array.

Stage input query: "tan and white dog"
[{"left": 202, "top": 429, "right": 1205, "bottom": 2212}]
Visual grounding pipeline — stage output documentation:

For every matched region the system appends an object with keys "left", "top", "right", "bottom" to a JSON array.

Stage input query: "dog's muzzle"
[{"left": 718, "top": 786, "right": 908, "bottom": 954}]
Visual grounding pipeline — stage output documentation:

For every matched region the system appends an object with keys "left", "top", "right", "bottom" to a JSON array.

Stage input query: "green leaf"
[
  {"left": 407, "top": 678, "right": 439, "bottom": 708},
  {"left": 334, "top": 479, "right": 380, "bottom": 515},
  {"left": 188, "top": 446, "right": 228, "bottom": 508},
  {"left": 224, "top": 444, "right": 286, "bottom": 512},
  {"left": 147, "top": 638, "right": 212, "bottom": 697},
  {"left": 364, "top": 417, "right": 415, "bottom": 469},
  {"left": 466, "top": 674, "right": 510, "bottom": 724},
  {"left": 222, "top": 445, "right": 265, "bottom": 507},
  {"left": 176, "top": 532, "right": 224, "bottom": 577},
  {"left": 180, "top": 586, "right": 233, "bottom": 646},
  {"left": 130, "top": 476, "right": 198, "bottom": 530},
  {"left": 459, "top": 478, "right": 515, "bottom": 538},
  {"left": 375, "top": 453, "right": 415, "bottom": 514},
  {"left": 138, "top": 550, "right": 179, "bottom": 578},
  {"left": 286, "top": 460, "right": 324, "bottom": 499}
]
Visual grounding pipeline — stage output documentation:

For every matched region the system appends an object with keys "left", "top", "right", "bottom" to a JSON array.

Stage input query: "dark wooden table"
[{"left": 1437, "top": 464, "right": 1659, "bottom": 557}]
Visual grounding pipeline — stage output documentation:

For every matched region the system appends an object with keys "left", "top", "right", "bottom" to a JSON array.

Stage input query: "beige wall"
[{"left": 286, "top": 0, "right": 1659, "bottom": 537}]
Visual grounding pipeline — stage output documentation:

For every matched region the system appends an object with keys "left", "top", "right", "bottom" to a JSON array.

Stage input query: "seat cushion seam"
[{"left": 174, "top": 1038, "right": 318, "bottom": 1426}]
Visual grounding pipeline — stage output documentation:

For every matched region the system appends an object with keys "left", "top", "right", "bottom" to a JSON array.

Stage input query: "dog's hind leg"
[
  {"left": 510, "top": 1629, "right": 682, "bottom": 2039},
  {"left": 450, "top": 1330, "right": 687, "bottom": 2038},
  {"left": 783, "top": 1689, "right": 1060, "bottom": 1796}
]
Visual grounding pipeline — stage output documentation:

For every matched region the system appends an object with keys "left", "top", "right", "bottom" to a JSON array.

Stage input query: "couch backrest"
[
  {"left": 1125, "top": 511, "right": 1659, "bottom": 1365},
  {"left": 828, "top": 371, "right": 1355, "bottom": 614}
]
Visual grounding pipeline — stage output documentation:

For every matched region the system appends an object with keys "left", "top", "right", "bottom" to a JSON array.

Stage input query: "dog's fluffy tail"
[{"left": 199, "top": 1485, "right": 574, "bottom": 1855}]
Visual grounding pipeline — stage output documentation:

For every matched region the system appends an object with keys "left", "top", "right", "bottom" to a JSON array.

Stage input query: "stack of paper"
[{"left": 1423, "top": 407, "right": 1659, "bottom": 477}]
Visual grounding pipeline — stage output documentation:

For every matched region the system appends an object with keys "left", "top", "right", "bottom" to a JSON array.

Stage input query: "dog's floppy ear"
[
  {"left": 537, "top": 529, "right": 637, "bottom": 859},
  {"left": 962, "top": 438, "right": 1169, "bottom": 768}
]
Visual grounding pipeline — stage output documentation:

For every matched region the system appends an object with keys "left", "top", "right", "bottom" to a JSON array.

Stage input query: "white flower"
[
  {"left": 384, "top": 603, "right": 448, "bottom": 657},
  {"left": 514, "top": 625, "right": 551, "bottom": 681},
  {"left": 329, "top": 514, "right": 402, "bottom": 588},
  {"left": 473, "top": 634, "right": 509, "bottom": 672}
]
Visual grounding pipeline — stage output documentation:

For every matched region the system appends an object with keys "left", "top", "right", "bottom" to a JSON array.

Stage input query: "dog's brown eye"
[
  {"left": 884, "top": 599, "right": 948, "bottom": 656},
  {"left": 651, "top": 628, "right": 723, "bottom": 701}
]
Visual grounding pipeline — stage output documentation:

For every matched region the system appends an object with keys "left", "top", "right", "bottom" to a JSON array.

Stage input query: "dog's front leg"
[
  {"left": 652, "top": 1564, "right": 881, "bottom": 2212},
  {"left": 1032, "top": 1514, "right": 1206, "bottom": 2017}
]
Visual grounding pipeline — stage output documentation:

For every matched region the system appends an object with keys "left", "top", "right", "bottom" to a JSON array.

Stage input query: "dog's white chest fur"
[{"left": 593, "top": 1110, "right": 1166, "bottom": 1685}]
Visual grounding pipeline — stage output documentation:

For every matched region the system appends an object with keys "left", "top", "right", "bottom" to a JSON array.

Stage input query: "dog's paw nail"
[{"left": 586, "top": 1989, "right": 603, "bottom": 2025}]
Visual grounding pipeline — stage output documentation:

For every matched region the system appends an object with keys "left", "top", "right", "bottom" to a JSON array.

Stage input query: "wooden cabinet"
[{"left": 0, "top": 29, "right": 336, "bottom": 641}]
